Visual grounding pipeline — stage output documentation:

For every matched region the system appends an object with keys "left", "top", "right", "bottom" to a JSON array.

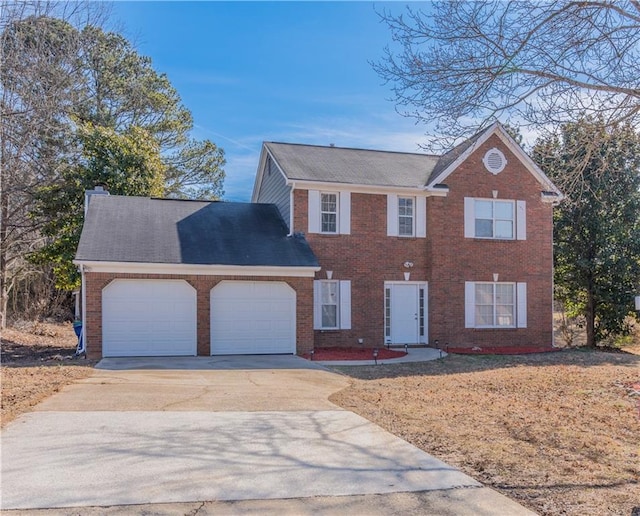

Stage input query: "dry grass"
[
  {"left": 329, "top": 346, "right": 640, "bottom": 516},
  {"left": 1, "top": 321, "right": 96, "bottom": 426}
]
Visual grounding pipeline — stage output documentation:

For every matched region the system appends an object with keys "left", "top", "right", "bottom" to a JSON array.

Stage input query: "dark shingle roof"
[
  {"left": 426, "top": 125, "right": 495, "bottom": 185},
  {"left": 265, "top": 142, "right": 440, "bottom": 188},
  {"left": 75, "top": 196, "right": 319, "bottom": 267}
]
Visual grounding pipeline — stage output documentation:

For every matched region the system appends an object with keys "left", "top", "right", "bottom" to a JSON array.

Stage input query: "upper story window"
[
  {"left": 475, "top": 199, "right": 514, "bottom": 239},
  {"left": 308, "top": 190, "right": 350, "bottom": 235},
  {"left": 398, "top": 197, "right": 415, "bottom": 237},
  {"left": 387, "top": 194, "right": 426, "bottom": 238},
  {"left": 464, "top": 197, "right": 526, "bottom": 240},
  {"left": 321, "top": 193, "right": 338, "bottom": 233}
]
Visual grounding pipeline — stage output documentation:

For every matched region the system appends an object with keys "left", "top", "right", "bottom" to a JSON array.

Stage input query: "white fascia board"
[
  {"left": 426, "top": 122, "right": 563, "bottom": 198},
  {"left": 72, "top": 260, "right": 320, "bottom": 277},
  {"left": 289, "top": 180, "right": 437, "bottom": 197}
]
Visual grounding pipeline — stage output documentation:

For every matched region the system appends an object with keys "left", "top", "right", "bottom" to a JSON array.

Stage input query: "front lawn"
[
  {"left": 1, "top": 322, "right": 96, "bottom": 426},
  {"left": 329, "top": 347, "right": 640, "bottom": 516}
]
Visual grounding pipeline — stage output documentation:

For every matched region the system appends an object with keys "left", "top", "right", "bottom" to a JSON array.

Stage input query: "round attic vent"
[{"left": 483, "top": 148, "right": 507, "bottom": 174}]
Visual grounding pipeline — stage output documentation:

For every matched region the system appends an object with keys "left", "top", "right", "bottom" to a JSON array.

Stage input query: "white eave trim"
[
  {"left": 285, "top": 179, "right": 440, "bottom": 196},
  {"left": 426, "top": 122, "right": 563, "bottom": 198},
  {"left": 73, "top": 260, "right": 320, "bottom": 277}
]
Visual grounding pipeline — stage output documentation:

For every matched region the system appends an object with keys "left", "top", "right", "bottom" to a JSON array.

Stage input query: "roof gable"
[
  {"left": 263, "top": 142, "right": 439, "bottom": 189},
  {"left": 76, "top": 196, "right": 318, "bottom": 267},
  {"left": 426, "top": 123, "right": 563, "bottom": 197}
]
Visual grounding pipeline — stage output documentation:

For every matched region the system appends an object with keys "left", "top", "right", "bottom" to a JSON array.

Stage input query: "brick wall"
[
  {"left": 293, "top": 133, "right": 554, "bottom": 350},
  {"left": 84, "top": 273, "right": 313, "bottom": 359},
  {"left": 427, "top": 134, "right": 554, "bottom": 348},
  {"left": 293, "top": 189, "right": 430, "bottom": 349}
]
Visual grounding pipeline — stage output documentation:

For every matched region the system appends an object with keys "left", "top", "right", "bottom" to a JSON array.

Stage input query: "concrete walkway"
[
  {"left": 1, "top": 355, "right": 535, "bottom": 515},
  {"left": 314, "top": 346, "right": 446, "bottom": 366}
]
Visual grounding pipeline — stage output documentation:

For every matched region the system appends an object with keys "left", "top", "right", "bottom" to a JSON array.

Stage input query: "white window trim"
[
  {"left": 398, "top": 196, "right": 415, "bottom": 237},
  {"left": 465, "top": 281, "right": 527, "bottom": 329},
  {"left": 320, "top": 192, "right": 338, "bottom": 234},
  {"left": 388, "top": 194, "right": 426, "bottom": 238},
  {"left": 313, "top": 280, "right": 351, "bottom": 330},
  {"left": 464, "top": 197, "right": 525, "bottom": 240},
  {"left": 308, "top": 189, "right": 351, "bottom": 235}
]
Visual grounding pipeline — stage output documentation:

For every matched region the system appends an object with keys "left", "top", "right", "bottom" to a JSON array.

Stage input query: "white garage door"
[
  {"left": 102, "top": 279, "right": 197, "bottom": 357},
  {"left": 211, "top": 281, "right": 296, "bottom": 355}
]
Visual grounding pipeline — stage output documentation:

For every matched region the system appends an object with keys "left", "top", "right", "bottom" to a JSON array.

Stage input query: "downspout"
[
  {"left": 80, "top": 263, "right": 87, "bottom": 355},
  {"left": 289, "top": 182, "right": 295, "bottom": 236}
]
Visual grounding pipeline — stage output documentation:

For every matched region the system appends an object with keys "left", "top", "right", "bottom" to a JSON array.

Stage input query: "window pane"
[
  {"left": 494, "top": 201, "right": 513, "bottom": 219},
  {"left": 495, "top": 220, "right": 513, "bottom": 238},
  {"left": 475, "top": 284, "right": 493, "bottom": 304},
  {"left": 321, "top": 194, "right": 336, "bottom": 213},
  {"left": 321, "top": 213, "right": 336, "bottom": 233},
  {"left": 475, "top": 219, "right": 493, "bottom": 237},
  {"left": 399, "top": 216, "right": 413, "bottom": 236},
  {"left": 399, "top": 197, "right": 413, "bottom": 216},
  {"left": 496, "top": 305, "right": 514, "bottom": 326},
  {"left": 321, "top": 305, "right": 337, "bottom": 328},
  {"left": 496, "top": 284, "right": 514, "bottom": 304},
  {"left": 475, "top": 200, "right": 492, "bottom": 219},
  {"left": 475, "top": 305, "right": 493, "bottom": 326},
  {"left": 321, "top": 282, "right": 337, "bottom": 303}
]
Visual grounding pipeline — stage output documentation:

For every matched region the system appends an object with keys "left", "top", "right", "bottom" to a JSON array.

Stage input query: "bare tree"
[
  {"left": 374, "top": 1, "right": 640, "bottom": 149},
  {"left": 0, "top": 1, "right": 107, "bottom": 327}
]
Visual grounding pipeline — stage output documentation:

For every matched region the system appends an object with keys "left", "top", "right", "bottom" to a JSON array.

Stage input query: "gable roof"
[
  {"left": 75, "top": 195, "right": 319, "bottom": 267},
  {"left": 264, "top": 142, "right": 440, "bottom": 188},
  {"left": 258, "top": 123, "right": 562, "bottom": 198}
]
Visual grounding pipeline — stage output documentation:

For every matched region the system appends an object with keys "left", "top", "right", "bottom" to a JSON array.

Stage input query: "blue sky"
[{"left": 110, "top": 2, "right": 431, "bottom": 201}]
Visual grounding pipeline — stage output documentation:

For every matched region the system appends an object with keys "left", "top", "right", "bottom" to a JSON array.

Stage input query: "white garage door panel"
[
  {"left": 103, "top": 280, "right": 197, "bottom": 357},
  {"left": 211, "top": 281, "right": 295, "bottom": 355}
]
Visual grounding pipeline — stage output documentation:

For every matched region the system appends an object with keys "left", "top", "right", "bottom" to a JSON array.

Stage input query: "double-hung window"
[
  {"left": 313, "top": 280, "right": 351, "bottom": 330},
  {"left": 464, "top": 197, "right": 526, "bottom": 240},
  {"left": 398, "top": 197, "right": 414, "bottom": 237},
  {"left": 474, "top": 200, "right": 514, "bottom": 239},
  {"left": 465, "top": 281, "right": 527, "bottom": 329},
  {"left": 320, "top": 281, "right": 338, "bottom": 328},
  {"left": 474, "top": 282, "right": 515, "bottom": 327},
  {"left": 321, "top": 193, "right": 338, "bottom": 233}
]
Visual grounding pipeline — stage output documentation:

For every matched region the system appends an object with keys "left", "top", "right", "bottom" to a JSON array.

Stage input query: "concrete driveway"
[{"left": 1, "top": 356, "right": 534, "bottom": 515}]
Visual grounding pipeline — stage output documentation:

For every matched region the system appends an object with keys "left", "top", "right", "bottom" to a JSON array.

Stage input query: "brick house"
[{"left": 75, "top": 122, "right": 562, "bottom": 358}]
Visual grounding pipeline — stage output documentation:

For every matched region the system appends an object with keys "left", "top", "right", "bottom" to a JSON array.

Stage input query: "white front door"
[{"left": 386, "top": 282, "right": 427, "bottom": 345}]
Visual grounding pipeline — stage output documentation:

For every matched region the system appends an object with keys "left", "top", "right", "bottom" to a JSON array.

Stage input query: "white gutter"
[{"left": 80, "top": 263, "right": 87, "bottom": 354}]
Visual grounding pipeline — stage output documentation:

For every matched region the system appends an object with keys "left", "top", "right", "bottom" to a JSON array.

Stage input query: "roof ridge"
[{"left": 265, "top": 141, "right": 440, "bottom": 158}]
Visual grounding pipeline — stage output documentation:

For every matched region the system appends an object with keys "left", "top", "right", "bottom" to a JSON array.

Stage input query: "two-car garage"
[{"left": 101, "top": 279, "right": 296, "bottom": 357}]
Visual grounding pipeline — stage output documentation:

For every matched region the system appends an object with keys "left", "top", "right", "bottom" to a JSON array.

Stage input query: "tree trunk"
[{"left": 585, "top": 289, "right": 596, "bottom": 347}]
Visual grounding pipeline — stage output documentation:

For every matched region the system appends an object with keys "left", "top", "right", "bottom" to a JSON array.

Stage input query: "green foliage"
[
  {"left": 2, "top": 15, "right": 226, "bottom": 292},
  {"left": 32, "top": 123, "right": 166, "bottom": 290},
  {"left": 533, "top": 119, "right": 640, "bottom": 345}
]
